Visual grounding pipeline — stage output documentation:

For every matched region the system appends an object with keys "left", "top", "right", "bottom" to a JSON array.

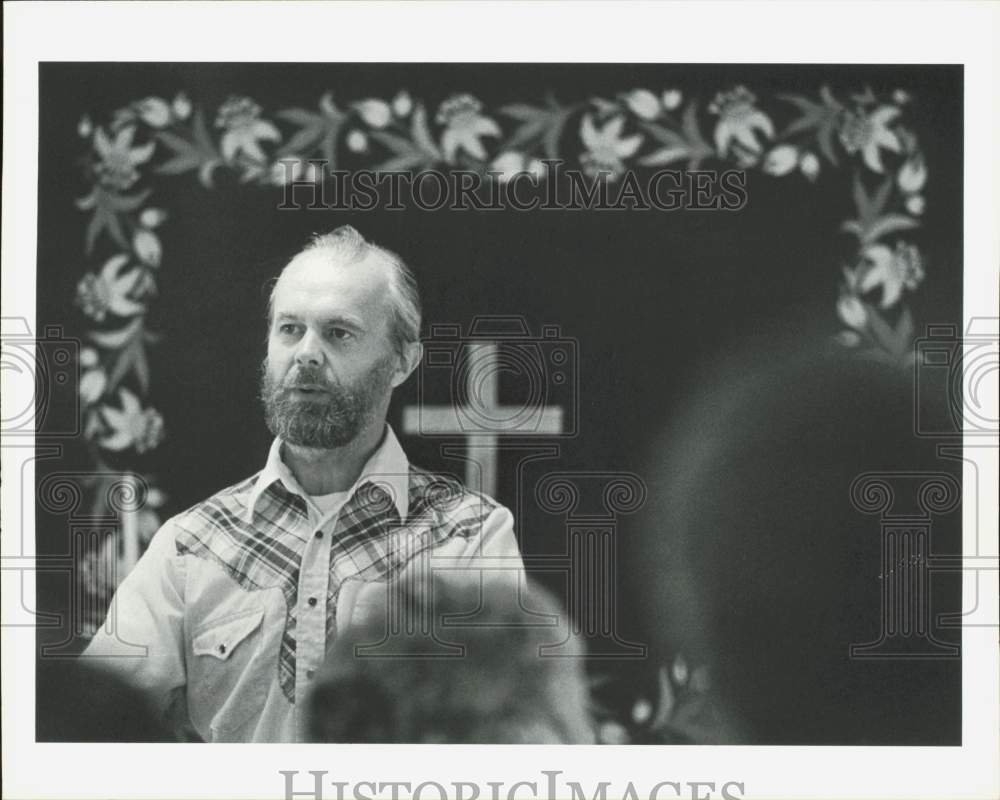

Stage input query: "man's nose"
[{"left": 294, "top": 328, "right": 325, "bottom": 366}]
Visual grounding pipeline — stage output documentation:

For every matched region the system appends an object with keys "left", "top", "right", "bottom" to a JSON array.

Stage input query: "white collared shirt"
[{"left": 84, "top": 425, "right": 523, "bottom": 742}]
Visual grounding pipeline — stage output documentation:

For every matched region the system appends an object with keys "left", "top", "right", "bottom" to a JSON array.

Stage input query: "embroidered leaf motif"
[
  {"left": 498, "top": 97, "right": 574, "bottom": 160},
  {"left": 410, "top": 103, "right": 442, "bottom": 162},
  {"left": 105, "top": 323, "right": 150, "bottom": 394},
  {"left": 276, "top": 92, "right": 345, "bottom": 168},
  {"left": 638, "top": 121, "right": 691, "bottom": 166},
  {"left": 371, "top": 103, "right": 441, "bottom": 173},
  {"left": 867, "top": 304, "right": 915, "bottom": 361},
  {"left": 679, "top": 103, "right": 714, "bottom": 170},
  {"left": 841, "top": 174, "right": 919, "bottom": 245},
  {"left": 156, "top": 110, "right": 222, "bottom": 188},
  {"left": 88, "top": 317, "right": 142, "bottom": 350},
  {"left": 778, "top": 85, "right": 844, "bottom": 165},
  {"left": 83, "top": 187, "right": 140, "bottom": 254}
]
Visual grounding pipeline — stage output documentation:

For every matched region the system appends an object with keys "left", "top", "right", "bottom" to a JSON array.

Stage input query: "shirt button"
[
  {"left": 314, "top": 531, "right": 323, "bottom": 540},
  {"left": 307, "top": 596, "right": 318, "bottom": 607},
  {"left": 218, "top": 644, "right": 226, "bottom": 655},
  {"left": 306, "top": 669, "right": 315, "bottom": 680}
]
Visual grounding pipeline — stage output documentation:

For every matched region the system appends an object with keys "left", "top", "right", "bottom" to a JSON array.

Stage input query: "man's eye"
[
  {"left": 278, "top": 323, "right": 299, "bottom": 336},
  {"left": 329, "top": 328, "right": 353, "bottom": 341}
]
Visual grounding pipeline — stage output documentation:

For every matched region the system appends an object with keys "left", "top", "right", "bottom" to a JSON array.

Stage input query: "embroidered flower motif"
[
  {"left": 490, "top": 151, "right": 546, "bottom": 182},
  {"left": 762, "top": 144, "right": 799, "bottom": 176},
  {"left": 836, "top": 330, "right": 863, "bottom": 348},
  {"left": 838, "top": 106, "right": 901, "bottom": 173},
  {"left": 80, "top": 368, "right": 107, "bottom": 405},
  {"left": 356, "top": 99, "right": 392, "bottom": 129},
  {"left": 624, "top": 89, "right": 660, "bottom": 121},
  {"left": 708, "top": 86, "right": 774, "bottom": 158},
  {"left": 895, "top": 126, "right": 918, "bottom": 157},
  {"left": 859, "top": 242, "right": 924, "bottom": 309},
  {"left": 139, "top": 207, "right": 168, "bottom": 228},
  {"left": 579, "top": 114, "right": 643, "bottom": 180},
  {"left": 75, "top": 254, "right": 146, "bottom": 322},
  {"left": 837, "top": 294, "right": 868, "bottom": 330},
  {"left": 631, "top": 698, "right": 654, "bottom": 725},
  {"left": 92, "top": 126, "right": 155, "bottom": 191},
  {"left": 671, "top": 654, "right": 689, "bottom": 684},
  {"left": 436, "top": 94, "right": 501, "bottom": 163},
  {"left": 392, "top": 90, "right": 413, "bottom": 118},
  {"left": 80, "top": 346, "right": 99, "bottom": 370},
  {"left": 897, "top": 155, "right": 927, "bottom": 194},
  {"left": 99, "top": 388, "right": 165, "bottom": 453},
  {"left": 172, "top": 92, "right": 192, "bottom": 121},
  {"left": 346, "top": 130, "right": 369, "bottom": 153},
  {"left": 132, "top": 228, "right": 161, "bottom": 268},
  {"left": 79, "top": 347, "right": 108, "bottom": 405},
  {"left": 135, "top": 97, "right": 171, "bottom": 128},
  {"left": 597, "top": 721, "right": 630, "bottom": 744},
  {"left": 215, "top": 96, "right": 281, "bottom": 163},
  {"left": 906, "top": 195, "right": 925, "bottom": 216},
  {"left": 269, "top": 155, "right": 323, "bottom": 186},
  {"left": 799, "top": 151, "right": 821, "bottom": 181},
  {"left": 661, "top": 89, "right": 683, "bottom": 111}
]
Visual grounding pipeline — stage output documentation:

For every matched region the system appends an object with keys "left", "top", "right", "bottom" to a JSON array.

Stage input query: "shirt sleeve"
[
  {"left": 81, "top": 517, "right": 187, "bottom": 715},
  {"left": 456, "top": 504, "right": 525, "bottom": 604},
  {"left": 470, "top": 504, "right": 523, "bottom": 563}
]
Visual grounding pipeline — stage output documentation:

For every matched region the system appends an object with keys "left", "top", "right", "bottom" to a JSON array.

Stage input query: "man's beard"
[{"left": 260, "top": 357, "right": 395, "bottom": 449}]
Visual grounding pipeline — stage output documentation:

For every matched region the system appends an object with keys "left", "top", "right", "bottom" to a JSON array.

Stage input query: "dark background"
[{"left": 34, "top": 63, "right": 963, "bottom": 740}]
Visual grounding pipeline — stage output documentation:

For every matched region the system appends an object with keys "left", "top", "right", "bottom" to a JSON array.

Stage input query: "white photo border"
[{"left": 3, "top": 2, "right": 998, "bottom": 800}]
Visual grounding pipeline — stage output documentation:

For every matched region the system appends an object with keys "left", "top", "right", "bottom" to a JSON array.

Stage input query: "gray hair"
[{"left": 269, "top": 225, "right": 422, "bottom": 357}]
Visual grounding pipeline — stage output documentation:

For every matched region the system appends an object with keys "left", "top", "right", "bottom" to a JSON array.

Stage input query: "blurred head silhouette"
[
  {"left": 306, "top": 572, "right": 595, "bottom": 744},
  {"left": 630, "top": 332, "right": 961, "bottom": 744}
]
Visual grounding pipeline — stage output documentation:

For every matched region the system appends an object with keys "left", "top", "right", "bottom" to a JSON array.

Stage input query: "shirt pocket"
[
  {"left": 192, "top": 610, "right": 263, "bottom": 660},
  {"left": 188, "top": 607, "right": 267, "bottom": 738}
]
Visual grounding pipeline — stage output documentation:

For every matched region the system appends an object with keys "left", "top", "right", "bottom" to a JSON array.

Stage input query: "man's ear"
[{"left": 390, "top": 340, "right": 423, "bottom": 388}]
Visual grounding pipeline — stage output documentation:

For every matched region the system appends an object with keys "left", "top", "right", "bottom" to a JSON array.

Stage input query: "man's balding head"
[{"left": 270, "top": 225, "right": 422, "bottom": 360}]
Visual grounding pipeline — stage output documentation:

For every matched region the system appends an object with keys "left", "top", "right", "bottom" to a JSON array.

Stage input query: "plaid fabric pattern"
[{"left": 173, "top": 466, "right": 498, "bottom": 702}]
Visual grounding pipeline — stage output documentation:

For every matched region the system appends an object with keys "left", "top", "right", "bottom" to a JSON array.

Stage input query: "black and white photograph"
[{"left": 2, "top": 3, "right": 998, "bottom": 800}]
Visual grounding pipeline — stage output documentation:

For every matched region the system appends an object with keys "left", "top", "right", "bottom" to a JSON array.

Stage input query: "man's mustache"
[{"left": 280, "top": 368, "right": 338, "bottom": 392}]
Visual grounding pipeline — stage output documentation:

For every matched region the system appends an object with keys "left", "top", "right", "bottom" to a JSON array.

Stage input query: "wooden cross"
[{"left": 402, "top": 342, "right": 563, "bottom": 498}]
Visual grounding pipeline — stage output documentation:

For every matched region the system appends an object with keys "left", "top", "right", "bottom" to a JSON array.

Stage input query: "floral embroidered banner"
[{"left": 72, "top": 82, "right": 929, "bottom": 639}]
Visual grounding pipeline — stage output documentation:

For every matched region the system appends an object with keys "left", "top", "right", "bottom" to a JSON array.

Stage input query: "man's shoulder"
[
  {"left": 406, "top": 465, "right": 506, "bottom": 527},
  {"left": 403, "top": 466, "right": 519, "bottom": 558},
  {"left": 166, "top": 472, "right": 263, "bottom": 540}
]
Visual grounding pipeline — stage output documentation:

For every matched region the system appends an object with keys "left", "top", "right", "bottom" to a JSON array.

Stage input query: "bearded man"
[{"left": 84, "top": 226, "right": 523, "bottom": 742}]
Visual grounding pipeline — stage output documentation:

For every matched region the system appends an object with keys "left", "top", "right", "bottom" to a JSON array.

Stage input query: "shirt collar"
[{"left": 246, "top": 424, "right": 410, "bottom": 524}]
